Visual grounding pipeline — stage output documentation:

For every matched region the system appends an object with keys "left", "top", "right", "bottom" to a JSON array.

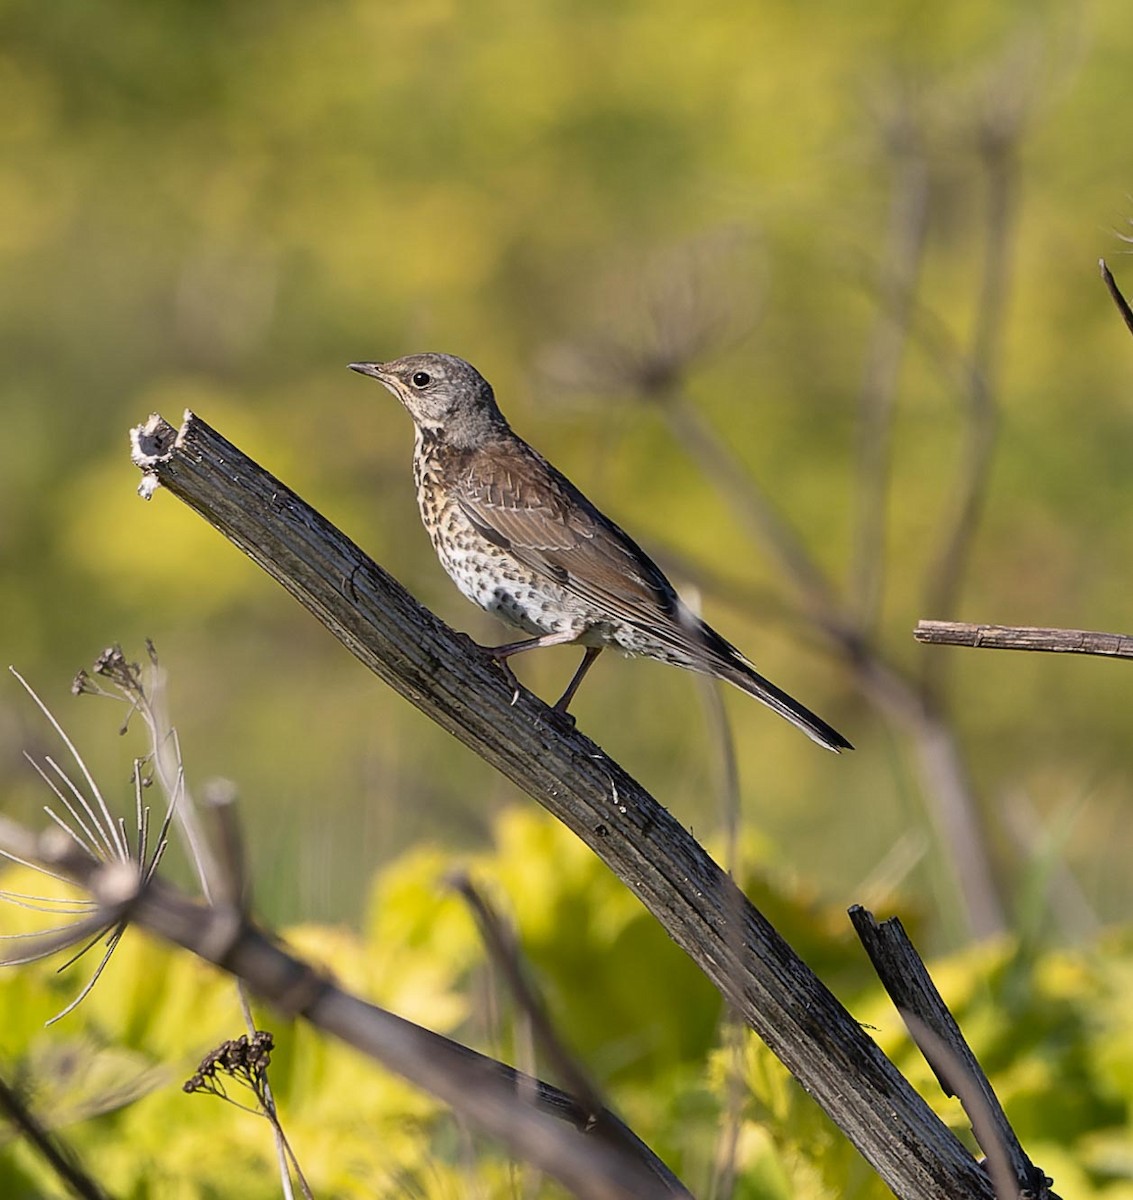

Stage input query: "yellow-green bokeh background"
[
  {"left": 2, "top": 0, "right": 1132, "bottom": 932},
  {"left": 7, "top": 1, "right": 1133, "bottom": 1195}
]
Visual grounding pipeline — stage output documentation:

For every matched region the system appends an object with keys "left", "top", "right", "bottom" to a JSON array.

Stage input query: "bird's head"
[{"left": 349, "top": 353, "right": 506, "bottom": 446}]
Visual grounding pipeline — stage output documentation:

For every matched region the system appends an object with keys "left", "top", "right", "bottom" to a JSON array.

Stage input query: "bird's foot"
[
  {"left": 549, "top": 703, "right": 577, "bottom": 731},
  {"left": 459, "top": 632, "right": 522, "bottom": 697},
  {"left": 488, "top": 654, "right": 522, "bottom": 694}
]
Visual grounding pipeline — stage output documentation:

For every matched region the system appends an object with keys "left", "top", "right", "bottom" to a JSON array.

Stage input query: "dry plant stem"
[
  {"left": 906, "top": 707, "right": 1004, "bottom": 942},
  {"left": 139, "top": 678, "right": 302, "bottom": 1198},
  {"left": 200, "top": 788, "right": 303, "bottom": 1197},
  {"left": 1000, "top": 790, "right": 1098, "bottom": 943},
  {"left": 849, "top": 907, "right": 1055, "bottom": 1200},
  {"left": 661, "top": 398, "right": 848, "bottom": 641},
  {"left": 852, "top": 105, "right": 931, "bottom": 631},
  {"left": 643, "top": 543, "right": 800, "bottom": 632},
  {"left": 885, "top": 94, "right": 1026, "bottom": 944},
  {"left": 142, "top": 664, "right": 222, "bottom": 903},
  {"left": 0, "top": 828, "right": 687, "bottom": 1200},
  {"left": 914, "top": 620, "right": 1133, "bottom": 658},
  {"left": 0, "top": 1071, "right": 112, "bottom": 1200},
  {"left": 694, "top": 677, "right": 744, "bottom": 1200},
  {"left": 919, "top": 115, "right": 1018, "bottom": 692},
  {"left": 824, "top": 649, "right": 998, "bottom": 950},
  {"left": 659, "top": 381, "right": 1006, "bottom": 939},
  {"left": 694, "top": 677, "right": 741, "bottom": 875},
  {"left": 449, "top": 873, "right": 606, "bottom": 1122},
  {"left": 706, "top": 1019, "right": 745, "bottom": 1200},
  {"left": 850, "top": 659, "right": 1002, "bottom": 948},
  {"left": 129, "top": 411, "right": 997, "bottom": 1200},
  {"left": 200, "top": 780, "right": 249, "bottom": 911}
]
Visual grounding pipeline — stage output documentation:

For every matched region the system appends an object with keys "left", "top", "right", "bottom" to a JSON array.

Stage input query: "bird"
[{"left": 348, "top": 353, "right": 852, "bottom": 752}]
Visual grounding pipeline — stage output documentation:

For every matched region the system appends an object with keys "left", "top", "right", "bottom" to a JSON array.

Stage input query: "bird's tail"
[
  {"left": 711, "top": 653, "right": 853, "bottom": 753},
  {"left": 650, "top": 604, "right": 853, "bottom": 751}
]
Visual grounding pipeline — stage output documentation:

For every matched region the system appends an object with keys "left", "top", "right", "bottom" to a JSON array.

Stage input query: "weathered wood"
[
  {"left": 851, "top": 907, "right": 1057, "bottom": 1200},
  {"left": 915, "top": 619, "right": 1133, "bottom": 659},
  {"left": 130, "top": 410, "right": 994, "bottom": 1198}
]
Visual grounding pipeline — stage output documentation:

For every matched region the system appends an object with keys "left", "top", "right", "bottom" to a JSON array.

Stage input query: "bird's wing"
[
  {"left": 452, "top": 441, "right": 852, "bottom": 752},
  {"left": 453, "top": 440, "right": 683, "bottom": 627}
]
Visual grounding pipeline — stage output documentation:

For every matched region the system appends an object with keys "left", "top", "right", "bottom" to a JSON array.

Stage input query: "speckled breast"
[{"left": 412, "top": 435, "right": 593, "bottom": 641}]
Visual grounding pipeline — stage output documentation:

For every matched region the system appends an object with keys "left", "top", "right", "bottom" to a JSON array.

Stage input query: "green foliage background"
[
  {"left": 2, "top": 0, "right": 1133, "bottom": 1193},
  {"left": 4, "top": 811, "right": 1133, "bottom": 1197}
]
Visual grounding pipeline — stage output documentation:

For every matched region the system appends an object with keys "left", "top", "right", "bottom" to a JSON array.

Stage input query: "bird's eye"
[{"left": 411, "top": 371, "right": 431, "bottom": 388}]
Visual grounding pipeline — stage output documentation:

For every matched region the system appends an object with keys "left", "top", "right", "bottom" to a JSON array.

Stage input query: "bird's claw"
[
  {"left": 550, "top": 705, "right": 577, "bottom": 731},
  {"left": 488, "top": 654, "right": 521, "bottom": 691}
]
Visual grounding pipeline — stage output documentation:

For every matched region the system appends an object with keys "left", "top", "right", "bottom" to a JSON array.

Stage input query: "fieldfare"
[{"left": 349, "top": 353, "right": 851, "bottom": 752}]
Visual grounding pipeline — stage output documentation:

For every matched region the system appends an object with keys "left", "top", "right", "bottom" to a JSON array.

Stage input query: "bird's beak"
[{"left": 348, "top": 361, "right": 387, "bottom": 380}]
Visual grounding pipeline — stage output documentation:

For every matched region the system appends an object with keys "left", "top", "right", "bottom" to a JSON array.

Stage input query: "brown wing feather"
[
  {"left": 454, "top": 439, "right": 682, "bottom": 625},
  {"left": 454, "top": 439, "right": 852, "bottom": 750}
]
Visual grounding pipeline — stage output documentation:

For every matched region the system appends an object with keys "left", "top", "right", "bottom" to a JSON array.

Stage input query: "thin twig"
[
  {"left": 914, "top": 620, "right": 1133, "bottom": 658},
  {"left": 9, "top": 669, "right": 127, "bottom": 863}
]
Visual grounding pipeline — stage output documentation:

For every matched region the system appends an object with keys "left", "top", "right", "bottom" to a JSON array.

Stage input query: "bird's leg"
[
  {"left": 480, "top": 631, "right": 598, "bottom": 720},
  {"left": 478, "top": 630, "right": 582, "bottom": 702},
  {"left": 552, "top": 646, "right": 603, "bottom": 713},
  {"left": 484, "top": 630, "right": 582, "bottom": 660}
]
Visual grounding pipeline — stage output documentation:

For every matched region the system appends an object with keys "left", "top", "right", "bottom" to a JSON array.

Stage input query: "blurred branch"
[
  {"left": 448, "top": 871, "right": 606, "bottom": 1122},
  {"left": 0, "top": 1070, "right": 112, "bottom": 1200},
  {"left": 852, "top": 99, "right": 931, "bottom": 631},
  {"left": 661, "top": 397, "right": 850, "bottom": 642},
  {"left": 129, "top": 409, "right": 997, "bottom": 1198},
  {"left": 915, "top": 620, "right": 1133, "bottom": 658},
  {"left": 1000, "top": 789, "right": 1099, "bottom": 945},
  {"left": 694, "top": 675, "right": 745, "bottom": 1200},
  {"left": 649, "top": 542, "right": 809, "bottom": 637},
  {"left": 1100, "top": 258, "right": 1133, "bottom": 338},
  {"left": 850, "top": 907, "right": 1058, "bottom": 1200},
  {"left": 0, "top": 817, "right": 688, "bottom": 1200},
  {"left": 919, "top": 86, "right": 1024, "bottom": 693},
  {"left": 706, "top": 1018, "right": 745, "bottom": 1200},
  {"left": 654, "top": 392, "right": 1009, "bottom": 939},
  {"left": 901, "top": 715, "right": 1003, "bottom": 942},
  {"left": 200, "top": 778, "right": 248, "bottom": 912},
  {"left": 538, "top": 228, "right": 759, "bottom": 405},
  {"left": 685, "top": 587, "right": 747, "bottom": 1200}
]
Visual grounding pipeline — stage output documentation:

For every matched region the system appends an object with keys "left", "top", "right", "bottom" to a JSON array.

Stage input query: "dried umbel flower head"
[
  {"left": 3, "top": 648, "right": 178, "bottom": 1022},
  {"left": 184, "top": 1031, "right": 275, "bottom": 1105},
  {"left": 539, "top": 227, "right": 761, "bottom": 405}
]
